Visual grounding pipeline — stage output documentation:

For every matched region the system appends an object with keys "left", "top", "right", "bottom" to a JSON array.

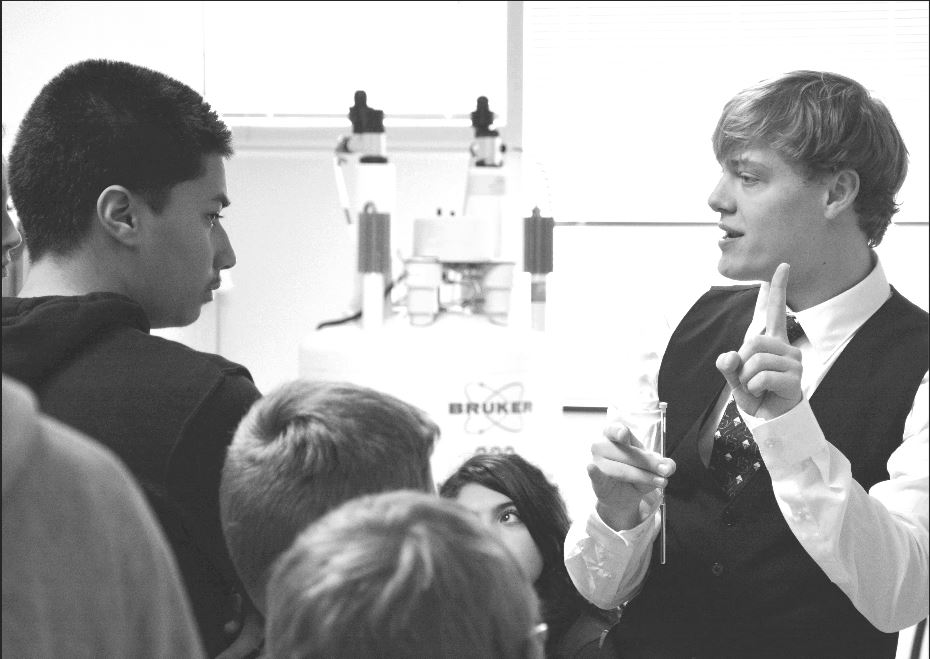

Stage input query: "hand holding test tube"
[{"left": 588, "top": 411, "right": 677, "bottom": 535}]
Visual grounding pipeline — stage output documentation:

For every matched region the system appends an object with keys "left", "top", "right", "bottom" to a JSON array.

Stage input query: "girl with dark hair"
[{"left": 440, "top": 452, "right": 620, "bottom": 658}]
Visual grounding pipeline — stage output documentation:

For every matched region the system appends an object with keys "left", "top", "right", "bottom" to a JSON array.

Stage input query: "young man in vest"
[
  {"left": 2, "top": 60, "right": 262, "bottom": 656},
  {"left": 565, "top": 70, "right": 928, "bottom": 658}
]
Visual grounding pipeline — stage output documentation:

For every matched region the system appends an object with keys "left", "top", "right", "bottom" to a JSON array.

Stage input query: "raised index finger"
[{"left": 765, "top": 262, "right": 790, "bottom": 341}]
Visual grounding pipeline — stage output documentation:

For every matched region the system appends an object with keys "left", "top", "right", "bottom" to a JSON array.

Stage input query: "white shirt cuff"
[
  {"left": 589, "top": 491, "right": 661, "bottom": 546},
  {"left": 742, "top": 399, "right": 829, "bottom": 473}
]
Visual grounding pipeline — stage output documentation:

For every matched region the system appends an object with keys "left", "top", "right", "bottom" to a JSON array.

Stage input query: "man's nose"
[
  {"left": 2, "top": 216, "right": 23, "bottom": 252},
  {"left": 214, "top": 223, "right": 236, "bottom": 270},
  {"left": 708, "top": 175, "right": 735, "bottom": 215}
]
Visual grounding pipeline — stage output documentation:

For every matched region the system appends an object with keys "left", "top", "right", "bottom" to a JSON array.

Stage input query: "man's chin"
[
  {"left": 717, "top": 258, "right": 759, "bottom": 283},
  {"left": 151, "top": 307, "right": 202, "bottom": 330}
]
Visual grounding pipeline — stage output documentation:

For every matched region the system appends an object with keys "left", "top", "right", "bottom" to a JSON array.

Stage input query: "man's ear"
[
  {"left": 96, "top": 185, "right": 143, "bottom": 246},
  {"left": 824, "top": 168, "right": 860, "bottom": 220}
]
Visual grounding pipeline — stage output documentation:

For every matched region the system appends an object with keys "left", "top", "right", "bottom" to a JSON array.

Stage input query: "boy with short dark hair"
[{"left": 2, "top": 59, "right": 261, "bottom": 656}]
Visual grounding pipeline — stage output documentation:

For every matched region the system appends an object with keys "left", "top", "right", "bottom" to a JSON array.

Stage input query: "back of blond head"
[
  {"left": 220, "top": 380, "right": 439, "bottom": 611},
  {"left": 266, "top": 491, "right": 542, "bottom": 659}
]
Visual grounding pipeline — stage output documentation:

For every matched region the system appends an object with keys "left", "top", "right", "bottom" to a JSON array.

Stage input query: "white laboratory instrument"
[
  {"left": 302, "top": 96, "right": 565, "bottom": 486},
  {"left": 299, "top": 314, "right": 560, "bottom": 484},
  {"left": 406, "top": 96, "right": 514, "bottom": 327}
]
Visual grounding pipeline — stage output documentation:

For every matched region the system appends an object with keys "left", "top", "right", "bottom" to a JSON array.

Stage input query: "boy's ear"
[
  {"left": 824, "top": 168, "right": 860, "bottom": 220},
  {"left": 96, "top": 185, "right": 143, "bottom": 246}
]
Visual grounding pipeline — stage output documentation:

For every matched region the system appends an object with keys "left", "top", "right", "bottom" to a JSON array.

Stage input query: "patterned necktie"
[{"left": 709, "top": 314, "right": 805, "bottom": 497}]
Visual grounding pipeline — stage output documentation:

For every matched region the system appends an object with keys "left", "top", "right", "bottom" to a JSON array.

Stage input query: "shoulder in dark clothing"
[
  {"left": 2, "top": 293, "right": 263, "bottom": 656},
  {"left": 551, "top": 607, "right": 623, "bottom": 659}
]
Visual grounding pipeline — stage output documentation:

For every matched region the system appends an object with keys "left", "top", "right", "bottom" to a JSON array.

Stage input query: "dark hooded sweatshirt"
[{"left": 2, "top": 293, "right": 261, "bottom": 657}]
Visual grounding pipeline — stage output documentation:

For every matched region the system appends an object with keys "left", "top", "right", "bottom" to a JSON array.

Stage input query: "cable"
[{"left": 314, "top": 273, "right": 405, "bottom": 331}]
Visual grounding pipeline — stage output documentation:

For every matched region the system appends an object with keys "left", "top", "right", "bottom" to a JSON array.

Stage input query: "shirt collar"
[{"left": 750, "top": 255, "right": 891, "bottom": 356}]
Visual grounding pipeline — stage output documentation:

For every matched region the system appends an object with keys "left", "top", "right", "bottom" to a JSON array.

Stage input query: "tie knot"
[{"left": 785, "top": 314, "right": 805, "bottom": 344}]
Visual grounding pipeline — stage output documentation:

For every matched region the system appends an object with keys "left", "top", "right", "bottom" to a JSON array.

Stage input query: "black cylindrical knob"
[
  {"left": 523, "top": 207, "right": 554, "bottom": 274},
  {"left": 358, "top": 203, "right": 391, "bottom": 273}
]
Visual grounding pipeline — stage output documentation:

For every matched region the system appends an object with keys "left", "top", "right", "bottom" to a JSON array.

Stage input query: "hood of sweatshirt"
[{"left": 2, "top": 293, "right": 150, "bottom": 389}]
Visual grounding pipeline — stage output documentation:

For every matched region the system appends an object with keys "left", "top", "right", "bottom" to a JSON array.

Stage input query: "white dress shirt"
[{"left": 565, "top": 257, "right": 929, "bottom": 633}]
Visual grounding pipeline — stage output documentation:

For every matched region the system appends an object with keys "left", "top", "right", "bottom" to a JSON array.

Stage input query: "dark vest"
[{"left": 613, "top": 285, "right": 928, "bottom": 659}]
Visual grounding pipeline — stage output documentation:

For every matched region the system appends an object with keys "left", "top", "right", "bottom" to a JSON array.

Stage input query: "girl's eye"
[
  {"left": 499, "top": 507, "right": 522, "bottom": 525},
  {"left": 206, "top": 212, "right": 224, "bottom": 228},
  {"left": 739, "top": 173, "right": 758, "bottom": 186}
]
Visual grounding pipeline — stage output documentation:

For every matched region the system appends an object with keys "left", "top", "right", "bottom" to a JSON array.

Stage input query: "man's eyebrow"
[
  {"left": 212, "top": 194, "right": 231, "bottom": 208},
  {"left": 726, "top": 156, "right": 769, "bottom": 170}
]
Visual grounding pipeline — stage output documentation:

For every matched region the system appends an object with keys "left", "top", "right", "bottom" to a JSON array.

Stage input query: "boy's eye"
[
  {"left": 738, "top": 172, "right": 758, "bottom": 185},
  {"left": 499, "top": 507, "right": 522, "bottom": 525},
  {"left": 206, "top": 212, "right": 224, "bottom": 228}
]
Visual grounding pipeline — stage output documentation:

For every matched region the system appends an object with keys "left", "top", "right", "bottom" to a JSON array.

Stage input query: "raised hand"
[
  {"left": 716, "top": 262, "right": 803, "bottom": 420},
  {"left": 588, "top": 421, "right": 676, "bottom": 531}
]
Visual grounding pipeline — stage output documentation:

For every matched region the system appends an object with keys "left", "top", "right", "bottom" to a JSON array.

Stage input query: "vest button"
[
  {"left": 711, "top": 562, "right": 724, "bottom": 577},
  {"left": 722, "top": 509, "right": 736, "bottom": 526}
]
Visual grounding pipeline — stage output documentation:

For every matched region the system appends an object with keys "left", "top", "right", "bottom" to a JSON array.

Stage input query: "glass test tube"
[{"left": 659, "top": 401, "right": 668, "bottom": 565}]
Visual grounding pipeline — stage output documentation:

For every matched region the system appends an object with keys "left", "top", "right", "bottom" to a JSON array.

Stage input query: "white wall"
[{"left": 1, "top": 1, "right": 204, "bottom": 115}]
